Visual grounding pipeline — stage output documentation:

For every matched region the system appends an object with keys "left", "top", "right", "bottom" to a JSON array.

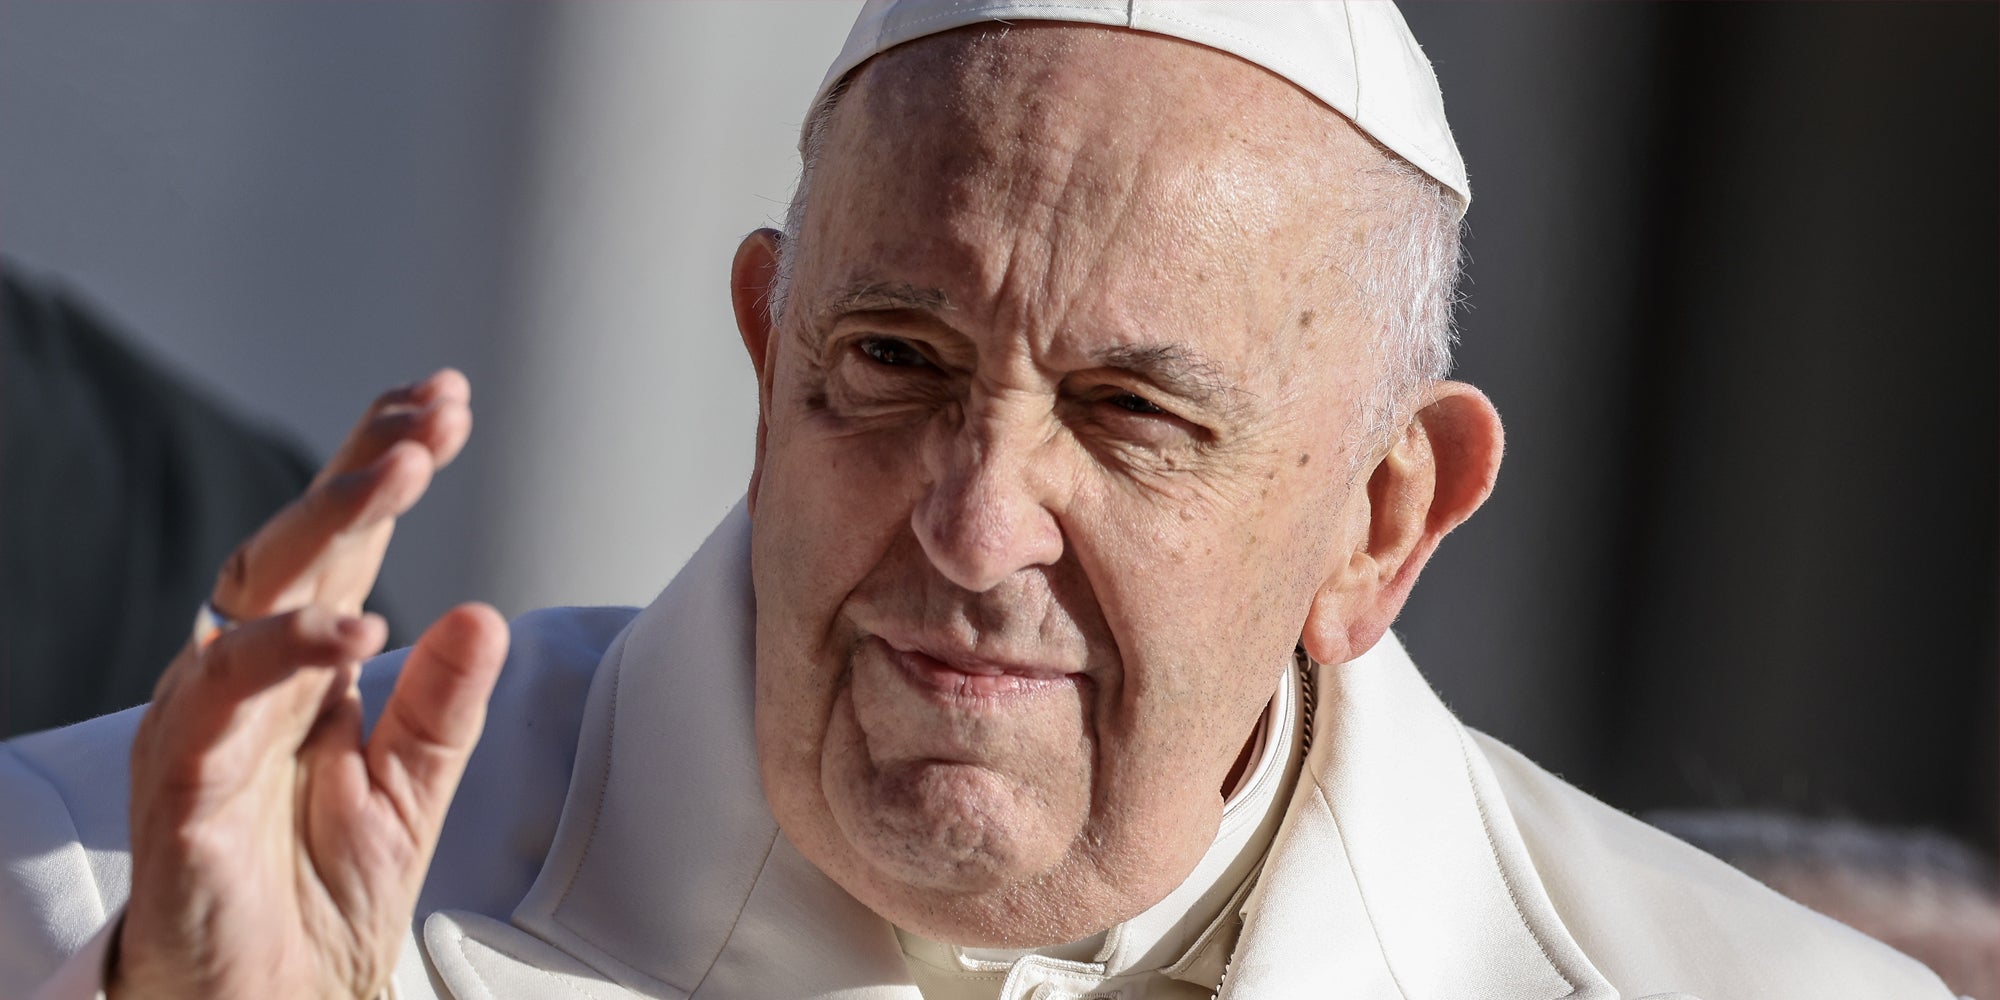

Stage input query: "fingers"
[
  {"left": 198, "top": 607, "right": 386, "bottom": 704},
  {"left": 212, "top": 369, "right": 472, "bottom": 621},
  {"left": 317, "top": 369, "right": 473, "bottom": 487},
  {"left": 115, "top": 372, "right": 484, "bottom": 1000},
  {"left": 366, "top": 604, "right": 508, "bottom": 837},
  {"left": 214, "top": 443, "right": 430, "bottom": 619},
  {"left": 140, "top": 608, "right": 387, "bottom": 795}
]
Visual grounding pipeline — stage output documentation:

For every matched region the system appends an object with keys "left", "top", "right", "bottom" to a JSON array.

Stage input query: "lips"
[{"left": 873, "top": 636, "right": 1081, "bottom": 700}]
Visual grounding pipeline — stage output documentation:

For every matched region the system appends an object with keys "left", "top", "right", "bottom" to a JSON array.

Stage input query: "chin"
[
  {"left": 791, "top": 776, "right": 1180, "bottom": 948},
  {"left": 798, "top": 760, "right": 1127, "bottom": 947},
  {"left": 839, "top": 852, "right": 1114, "bottom": 950},
  {"left": 827, "top": 756, "right": 1065, "bottom": 892}
]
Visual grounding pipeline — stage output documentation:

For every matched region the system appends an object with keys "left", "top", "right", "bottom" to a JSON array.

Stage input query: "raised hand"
[{"left": 113, "top": 370, "right": 509, "bottom": 1000}]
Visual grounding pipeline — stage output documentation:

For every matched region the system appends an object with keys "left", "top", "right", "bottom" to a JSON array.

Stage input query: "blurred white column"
[{"left": 484, "top": 1, "right": 862, "bottom": 614}]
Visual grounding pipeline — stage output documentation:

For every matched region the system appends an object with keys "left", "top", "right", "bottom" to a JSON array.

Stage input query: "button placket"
[
  {"left": 1026, "top": 983, "right": 1130, "bottom": 1000},
  {"left": 997, "top": 954, "right": 1125, "bottom": 1000}
]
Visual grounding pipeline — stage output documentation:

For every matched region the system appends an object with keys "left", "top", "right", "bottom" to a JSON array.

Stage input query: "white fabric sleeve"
[
  {"left": 20, "top": 912, "right": 397, "bottom": 1000},
  {"left": 0, "top": 742, "right": 117, "bottom": 995},
  {"left": 24, "top": 915, "right": 116, "bottom": 1000}
]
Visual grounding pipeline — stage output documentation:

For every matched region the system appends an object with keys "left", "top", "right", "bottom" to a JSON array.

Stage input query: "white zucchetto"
[{"left": 811, "top": 0, "right": 1470, "bottom": 213}]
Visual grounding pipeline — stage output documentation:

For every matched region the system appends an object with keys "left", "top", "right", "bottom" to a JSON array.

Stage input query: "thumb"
[{"left": 366, "top": 603, "right": 509, "bottom": 841}]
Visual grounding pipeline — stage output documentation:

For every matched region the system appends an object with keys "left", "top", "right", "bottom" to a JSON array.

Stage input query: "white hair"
[
  {"left": 1349, "top": 150, "right": 1468, "bottom": 443},
  {"left": 768, "top": 80, "right": 1466, "bottom": 443},
  {"left": 767, "top": 77, "right": 848, "bottom": 329}
]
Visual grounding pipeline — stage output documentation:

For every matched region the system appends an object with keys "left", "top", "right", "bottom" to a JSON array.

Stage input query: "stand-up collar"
[
  {"left": 1221, "top": 639, "right": 1614, "bottom": 999},
  {"left": 492, "top": 501, "right": 916, "bottom": 999},
  {"left": 420, "top": 504, "right": 1615, "bottom": 1000}
]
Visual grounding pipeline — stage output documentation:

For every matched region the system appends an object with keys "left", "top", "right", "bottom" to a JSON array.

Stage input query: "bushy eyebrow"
[{"left": 818, "top": 281, "right": 953, "bottom": 322}]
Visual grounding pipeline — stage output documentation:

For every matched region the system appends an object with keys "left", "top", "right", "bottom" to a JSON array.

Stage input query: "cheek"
[
  {"left": 1073, "top": 489, "right": 1317, "bottom": 776},
  {"left": 750, "top": 407, "right": 932, "bottom": 772},
  {"left": 755, "top": 398, "right": 927, "bottom": 609},
  {"left": 1089, "top": 495, "right": 1309, "bottom": 667}
]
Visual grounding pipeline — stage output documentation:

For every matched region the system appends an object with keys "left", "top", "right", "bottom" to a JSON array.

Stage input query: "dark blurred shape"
[
  {"left": 1397, "top": 3, "right": 1998, "bottom": 856},
  {"left": 0, "top": 262, "right": 395, "bottom": 737},
  {"left": 1654, "top": 810, "right": 2000, "bottom": 1000}
]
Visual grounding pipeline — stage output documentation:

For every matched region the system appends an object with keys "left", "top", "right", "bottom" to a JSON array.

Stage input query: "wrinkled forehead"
[
  {"left": 800, "top": 25, "right": 1381, "bottom": 368},
  {"left": 842, "top": 24, "right": 1365, "bottom": 205}
]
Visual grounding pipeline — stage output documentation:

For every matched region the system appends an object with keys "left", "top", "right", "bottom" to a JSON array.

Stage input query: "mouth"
[{"left": 871, "top": 635, "right": 1083, "bottom": 701}]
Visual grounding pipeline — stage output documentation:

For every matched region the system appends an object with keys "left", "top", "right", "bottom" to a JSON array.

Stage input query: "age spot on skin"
[
  {"left": 1297, "top": 310, "right": 1315, "bottom": 329},
  {"left": 1297, "top": 452, "right": 1310, "bottom": 467}
]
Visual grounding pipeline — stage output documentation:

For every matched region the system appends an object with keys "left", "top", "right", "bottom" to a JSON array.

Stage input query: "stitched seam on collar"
[
  {"left": 1315, "top": 781, "right": 1412, "bottom": 1000},
  {"left": 683, "top": 827, "right": 783, "bottom": 998},
  {"left": 549, "top": 634, "right": 622, "bottom": 922},
  {"left": 1457, "top": 728, "right": 1573, "bottom": 995},
  {"left": 453, "top": 926, "right": 610, "bottom": 1000}
]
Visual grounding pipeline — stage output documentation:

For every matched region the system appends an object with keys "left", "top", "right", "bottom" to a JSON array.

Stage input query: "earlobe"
[
  {"left": 730, "top": 228, "right": 784, "bottom": 511},
  {"left": 1299, "top": 383, "right": 1503, "bottom": 665}
]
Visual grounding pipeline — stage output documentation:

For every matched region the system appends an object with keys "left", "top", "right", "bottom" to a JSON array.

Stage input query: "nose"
[{"left": 911, "top": 421, "right": 1064, "bottom": 593}]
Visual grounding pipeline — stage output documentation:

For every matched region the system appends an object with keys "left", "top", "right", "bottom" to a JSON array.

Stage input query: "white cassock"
[{"left": 0, "top": 503, "right": 1958, "bottom": 1000}]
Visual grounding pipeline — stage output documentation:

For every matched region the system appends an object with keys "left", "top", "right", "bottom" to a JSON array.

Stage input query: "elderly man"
[{"left": 0, "top": 3, "right": 1960, "bottom": 999}]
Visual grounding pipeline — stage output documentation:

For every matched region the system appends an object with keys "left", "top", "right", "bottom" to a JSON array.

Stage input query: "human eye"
[
  {"left": 1074, "top": 385, "right": 1202, "bottom": 446},
  {"left": 822, "top": 333, "right": 952, "bottom": 418},
  {"left": 856, "top": 336, "right": 934, "bottom": 368},
  {"left": 1085, "top": 383, "right": 1177, "bottom": 423},
  {"left": 1105, "top": 391, "right": 1165, "bottom": 416}
]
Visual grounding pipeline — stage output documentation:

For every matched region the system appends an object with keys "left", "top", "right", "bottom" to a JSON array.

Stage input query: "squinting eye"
[
  {"left": 1108, "top": 392, "right": 1165, "bottom": 415},
  {"left": 857, "top": 337, "right": 932, "bottom": 368}
]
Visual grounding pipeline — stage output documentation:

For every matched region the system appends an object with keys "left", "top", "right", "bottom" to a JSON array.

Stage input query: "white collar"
[
  {"left": 1218, "top": 637, "right": 1614, "bottom": 999},
  {"left": 419, "top": 502, "right": 1614, "bottom": 1000}
]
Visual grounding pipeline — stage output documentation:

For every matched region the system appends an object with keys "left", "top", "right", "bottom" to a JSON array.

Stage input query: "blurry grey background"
[{"left": 1, "top": 2, "right": 1992, "bottom": 852}]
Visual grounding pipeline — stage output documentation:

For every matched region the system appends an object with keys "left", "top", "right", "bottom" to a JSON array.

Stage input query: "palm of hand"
[{"left": 113, "top": 372, "right": 506, "bottom": 1000}]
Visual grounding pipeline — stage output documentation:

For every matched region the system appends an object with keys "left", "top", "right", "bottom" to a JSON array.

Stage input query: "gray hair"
[
  {"left": 1350, "top": 152, "right": 1467, "bottom": 442},
  {"left": 767, "top": 77, "right": 848, "bottom": 329},
  {"left": 769, "top": 79, "right": 1466, "bottom": 441}
]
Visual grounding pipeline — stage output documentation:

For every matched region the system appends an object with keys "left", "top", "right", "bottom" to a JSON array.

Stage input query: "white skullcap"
[{"left": 810, "top": 0, "right": 1470, "bottom": 213}]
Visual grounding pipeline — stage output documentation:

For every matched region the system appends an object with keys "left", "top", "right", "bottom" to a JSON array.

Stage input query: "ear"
[
  {"left": 1300, "top": 382, "right": 1503, "bottom": 664},
  {"left": 730, "top": 228, "right": 783, "bottom": 513}
]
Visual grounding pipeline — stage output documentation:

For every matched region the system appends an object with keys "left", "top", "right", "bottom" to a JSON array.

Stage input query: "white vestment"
[{"left": 0, "top": 504, "right": 1956, "bottom": 999}]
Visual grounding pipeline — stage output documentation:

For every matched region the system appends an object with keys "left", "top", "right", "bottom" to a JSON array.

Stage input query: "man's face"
[{"left": 747, "top": 26, "right": 1389, "bottom": 946}]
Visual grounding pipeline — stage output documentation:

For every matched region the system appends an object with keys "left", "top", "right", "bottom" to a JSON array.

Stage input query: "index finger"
[
  {"left": 313, "top": 369, "right": 473, "bottom": 489},
  {"left": 213, "top": 439, "right": 436, "bottom": 620},
  {"left": 211, "top": 370, "right": 473, "bottom": 621}
]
